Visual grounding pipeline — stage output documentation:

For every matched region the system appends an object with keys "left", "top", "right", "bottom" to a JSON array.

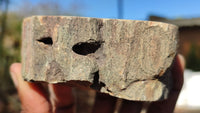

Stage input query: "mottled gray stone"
[{"left": 22, "top": 16, "right": 178, "bottom": 101}]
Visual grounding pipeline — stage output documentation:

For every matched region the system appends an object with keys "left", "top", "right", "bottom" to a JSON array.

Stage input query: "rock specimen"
[{"left": 22, "top": 16, "right": 178, "bottom": 101}]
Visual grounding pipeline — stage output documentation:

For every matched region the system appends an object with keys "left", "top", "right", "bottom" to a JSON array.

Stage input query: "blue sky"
[{"left": 10, "top": 0, "right": 200, "bottom": 20}]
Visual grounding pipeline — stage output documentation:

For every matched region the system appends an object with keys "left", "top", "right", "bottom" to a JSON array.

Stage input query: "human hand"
[
  {"left": 10, "top": 54, "right": 184, "bottom": 113},
  {"left": 10, "top": 64, "right": 74, "bottom": 113}
]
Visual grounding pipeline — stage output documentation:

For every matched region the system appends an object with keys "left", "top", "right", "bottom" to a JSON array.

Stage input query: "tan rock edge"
[{"left": 22, "top": 16, "right": 178, "bottom": 101}]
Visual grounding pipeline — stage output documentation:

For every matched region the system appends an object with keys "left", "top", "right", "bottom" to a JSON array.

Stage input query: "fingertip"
[
  {"left": 9, "top": 63, "right": 22, "bottom": 88},
  {"left": 177, "top": 54, "right": 185, "bottom": 71},
  {"left": 10, "top": 63, "right": 51, "bottom": 112},
  {"left": 172, "top": 54, "right": 184, "bottom": 90},
  {"left": 10, "top": 63, "right": 22, "bottom": 76}
]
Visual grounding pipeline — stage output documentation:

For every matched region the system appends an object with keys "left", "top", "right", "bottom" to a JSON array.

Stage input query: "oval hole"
[
  {"left": 72, "top": 40, "right": 103, "bottom": 55},
  {"left": 37, "top": 37, "right": 53, "bottom": 45}
]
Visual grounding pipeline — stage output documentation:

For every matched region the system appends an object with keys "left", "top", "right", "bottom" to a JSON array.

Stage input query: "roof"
[{"left": 149, "top": 16, "right": 200, "bottom": 27}]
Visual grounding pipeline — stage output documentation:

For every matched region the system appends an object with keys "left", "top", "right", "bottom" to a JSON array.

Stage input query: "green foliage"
[
  {"left": 0, "top": 12, "right": 22, "bottom": 113},
  {"left": 186, "top": 44, "right": 200, "bottom": 71}
]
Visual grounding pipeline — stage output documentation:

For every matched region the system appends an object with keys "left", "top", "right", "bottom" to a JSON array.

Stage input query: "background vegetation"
[
  {"left": 186, "top": 44, "right": 200, "bottom": 71},
  {"left": 0, "top": 0, "right": 21, "bottom": 112}
]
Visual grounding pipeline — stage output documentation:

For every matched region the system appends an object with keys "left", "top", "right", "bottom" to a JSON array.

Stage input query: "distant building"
[{"left": 149, "top": 15, "right": 200, "bottom": 58}]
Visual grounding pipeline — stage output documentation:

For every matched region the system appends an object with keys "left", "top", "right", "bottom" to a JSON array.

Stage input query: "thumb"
[{"left": 10, "top": 63, "right": 52, "bottom": 113}]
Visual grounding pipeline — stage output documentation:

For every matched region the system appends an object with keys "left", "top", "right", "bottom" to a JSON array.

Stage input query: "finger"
[
  {"left": 49, "top": 83, "right": 75, "bottom": 113},
  {"left": 92, "top": 92, "right": 117, "bottom": 113},
  {"left": 10, "top": 63, "right": 52, "bottom": 113},
  {"left": 119, "top": 100, "right": 143, "bottom": 113},
  {"left": 147, "top": 54, "right": 185, "bottom": 113},
  {"left": 171, "top": 54, "right": 185, "bottom": 91}
]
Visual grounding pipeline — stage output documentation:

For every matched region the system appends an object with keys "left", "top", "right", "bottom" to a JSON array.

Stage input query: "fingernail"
[
  {"left": 178, "top": 54, "right": 185, "bottom": 71},
  {"left": 10, "top": 71, "right": 18, "bottom": 88}
]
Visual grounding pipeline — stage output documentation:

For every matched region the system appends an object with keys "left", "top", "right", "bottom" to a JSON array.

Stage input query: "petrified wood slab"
[{"left": 22, "top": 16, "right": 178, "bottom": 101}]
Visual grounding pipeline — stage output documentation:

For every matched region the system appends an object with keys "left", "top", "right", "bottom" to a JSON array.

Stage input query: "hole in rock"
[
  {"left": 72, "top": 40, "right": 103, "bottom": 55},
  {"left": 90, "top": 71, "right": 105, "bottom": 91},
  {"left": 37, "top": 37, "right": 53, "bottom": 45}
]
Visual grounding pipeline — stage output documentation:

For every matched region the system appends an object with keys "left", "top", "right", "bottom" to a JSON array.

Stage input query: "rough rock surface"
[{"left": 22, "top": 16, "right": 178, "bottom": 101}]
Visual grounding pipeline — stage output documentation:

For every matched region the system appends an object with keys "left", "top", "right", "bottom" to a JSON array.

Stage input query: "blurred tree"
[
  {"left": 0, "top": 0, "right": 22, "bottom": 112},
  {"left": 186, "top": 44, "right": 200, "bottom": 71},
  {"left": 0, "top": 0, "right": 9, "bottom": 54},
  {"left": 0, "top": 1, "right": 19, "bottom": 112}
]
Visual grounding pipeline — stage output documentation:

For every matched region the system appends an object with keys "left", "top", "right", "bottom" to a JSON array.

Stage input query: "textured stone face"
[{"left": 22, "top": 16, "right": 178, "bottom": 101}]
